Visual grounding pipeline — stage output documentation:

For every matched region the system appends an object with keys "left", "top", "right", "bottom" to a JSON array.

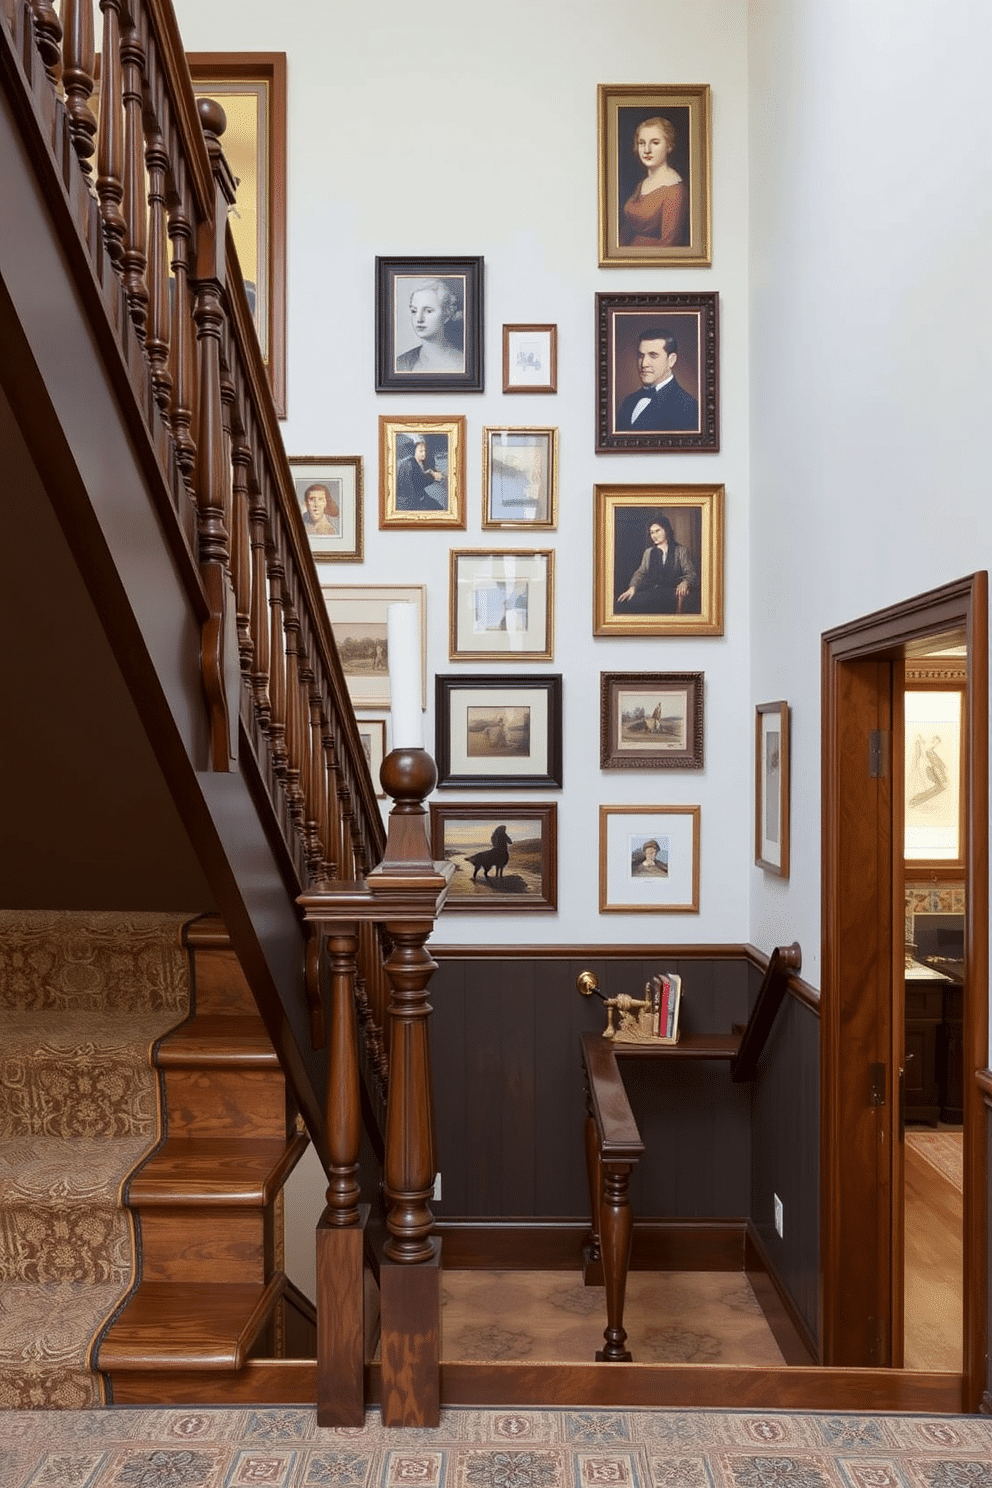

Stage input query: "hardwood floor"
[{"left": 903, "top": 1132, "right": 963, "bottom": 1371}]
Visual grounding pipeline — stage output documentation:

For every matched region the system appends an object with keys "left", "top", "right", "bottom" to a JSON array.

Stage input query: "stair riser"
[
  {"left": 137, "top": 1208, "right": 273, "bottom": 1284},
  {"left": 191, "top": 949, "right": 258, "bottom": 1017},
  {"left": 162, "top": 1070, "right": 288, "bottom": 1138}
]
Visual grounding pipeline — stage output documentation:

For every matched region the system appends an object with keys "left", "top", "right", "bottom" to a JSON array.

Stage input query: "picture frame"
[
  {"left": 598, "top": 83, "right": 712, "bottom": 269},
  {"left": 755, "top": 701, "right": 790, "bottom": 878},
  {"left": 375, "top": 256, "right": 484, "bottom": 393},
  {"left": 593, "top": 484, "right": 724, "bottom": 638},
  {"left": 904, "top": 685, "right": 965, "bottom": 868},
  {"left": 429, "top": 803, "right": 558, "bottom": 912},
  {"left": 482, "top": 427, "right": 558, "bottom": 530},
  {"left": 187, "top": 54, "right": 287, "bottom": 417},
  {"left": 600, "top": 672, "right": 704, "bottom": 770},
  {"left": 378, "top": 416, "right": 466, "bottom": 529},
  {"left": 450, "top": 550, "right": 554, "bottom": 662},
  {"left": 288, "top": 456, "right": 363, "bottom": 562},
  {"left": 599, "top": 805, "right": 701, "bottom": 914},
  {"left": 355, "top": 717, "right": 387, "bottom": 799},
  {"left": 435, "top": 674, "right": 563, "bottom": 790},
  {"left": 320, "top": 584, "right": 426, "bottom": 710},
  {"left": 596, "top": 291, "right": 719, "bottom": 452},
  {"left": 502, "top": 324, "right": 558, "bottom": 394}
]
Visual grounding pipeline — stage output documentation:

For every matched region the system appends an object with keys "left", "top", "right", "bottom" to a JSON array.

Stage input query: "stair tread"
[
  {"left": 97, "top": 1278, "right": 284, "bottom": 1371},
  {"left": 156, "top": 1015, "right": 279, "bottom": 1067},
  {"left": 129, "top": 1134, "right": 309, "bottom": 1204}
]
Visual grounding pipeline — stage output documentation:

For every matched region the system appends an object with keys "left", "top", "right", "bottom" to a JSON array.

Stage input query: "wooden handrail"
[{"left": 730, "top": 939, "right": 802, "bottom": 1083}]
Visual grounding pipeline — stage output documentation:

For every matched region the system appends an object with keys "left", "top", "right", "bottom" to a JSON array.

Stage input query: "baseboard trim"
[
  {"left": 745, "top": 1221, "right": 819, "bottom": 1366},
  {"left": 434, "top": 1219, "right": 747, "bottom": 1273}
]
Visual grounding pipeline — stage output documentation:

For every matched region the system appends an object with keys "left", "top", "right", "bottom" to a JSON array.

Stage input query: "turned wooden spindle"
[
  {"left": 28, "top": 0, "right": 62, "bottom": 85},
  {"left": 95, "top": 0, "right": 126, "bottom": 264},
  {"left": 60, "top": 0, "right": 97, "bottom": 174}
]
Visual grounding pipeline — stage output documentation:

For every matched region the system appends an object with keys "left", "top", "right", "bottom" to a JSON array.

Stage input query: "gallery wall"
[{"left": 170, "top": 0, "right": 754, "bottom": 950}]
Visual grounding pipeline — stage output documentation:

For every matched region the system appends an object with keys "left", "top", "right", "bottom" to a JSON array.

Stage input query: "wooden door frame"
[{"left": 821, "top": 573, "right": 988, "bottom": 1408}]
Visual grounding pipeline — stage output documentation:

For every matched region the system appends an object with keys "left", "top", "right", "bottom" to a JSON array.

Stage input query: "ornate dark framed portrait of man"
[
  {"left": 375, "top": 256, "right": 484, "bottom": 393},
  {"left": 593, "top": 484, "right": 724, "bottom": 638},
  {"left": 596, "top": 292, "right": 719, "bottom": 452},
  {"left": 598, "top": 83, "right": 712, "bottom": 269}
]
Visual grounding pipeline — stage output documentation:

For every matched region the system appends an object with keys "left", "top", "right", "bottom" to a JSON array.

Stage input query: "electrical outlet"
[
  {"left": 432, "top": 1173, "right": 442, "bottom": 1203},
  {"left": 773, "top": 1193, "right": 784, "bottom": 1238}
]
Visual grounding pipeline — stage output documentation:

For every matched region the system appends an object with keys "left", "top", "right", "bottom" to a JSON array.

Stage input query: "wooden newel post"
[{"left": 367, "top": 746, "right": 452, "bottom": 1428}]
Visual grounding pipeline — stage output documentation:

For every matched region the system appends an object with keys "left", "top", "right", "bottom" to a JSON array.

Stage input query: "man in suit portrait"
[{"left": 616, "top": 326, "right": 699, "bottom": 432}]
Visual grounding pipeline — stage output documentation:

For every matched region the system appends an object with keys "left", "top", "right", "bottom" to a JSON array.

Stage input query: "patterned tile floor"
[{"left": 3, "top": 1406, "right": 992, "bottom": 1488}]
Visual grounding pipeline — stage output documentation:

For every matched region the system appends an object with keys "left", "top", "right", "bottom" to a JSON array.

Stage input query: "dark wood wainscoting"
[{"left": 428, "top": 945, "right": 821, "bottom": 1354}]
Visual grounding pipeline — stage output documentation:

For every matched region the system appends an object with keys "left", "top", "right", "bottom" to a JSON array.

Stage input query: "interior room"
[{"left": 1, "top": 0, "right": 990, "bottom": 1438}]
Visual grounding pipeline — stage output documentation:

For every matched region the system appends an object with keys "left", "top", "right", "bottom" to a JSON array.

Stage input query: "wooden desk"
[{"left": 580, "top": 1029, "right": 742, "bottom": 1361}]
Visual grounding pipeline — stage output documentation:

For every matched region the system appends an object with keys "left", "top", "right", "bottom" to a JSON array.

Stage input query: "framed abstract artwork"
[
  {"left": 449, "top": 550, "right": 554, "bottom": 662},
  {"left": 482, "top": 427, "right": 558, "bottom": 530}
]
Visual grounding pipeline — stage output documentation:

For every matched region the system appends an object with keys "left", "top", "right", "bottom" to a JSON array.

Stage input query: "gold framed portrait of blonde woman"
[{"left": 598, "top": 84, "right": 711, "bottom": 268}]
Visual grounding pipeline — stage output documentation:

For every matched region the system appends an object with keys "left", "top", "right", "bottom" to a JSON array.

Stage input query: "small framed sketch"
[
  {"left": 375, "top": 255, "right": 484, "bottom": 393},
  {"left": 321, "top": 583, "right": 426, "bottom": 710},
  {"left": 598, "top": 83, "right": 712, "bottom": 269},
  {"left": 755, "top": 701, "right": 790, "bottom": 878},
  {"left": 378, "top": 416, "right": 466, "bottom": 529},
  {"left": 904, "top": 686, "right": 964, "bottom": 867},
  {"left": 503, "top": 324, "right": 558, "bottom": 394},
  {"left": 450, "top": 550, "right": 554, "bottom": 662},
  {"left": 593, "top": 484, "right": 724, "bottom": 638},
  {"left": 289, "top": 456, "right": 363, "bottom": 562},
  {"left": 600, "top": 672, "right": 703, "bottom": 770},
  {"left": 482, "top": 427, "right": 558, "bottom": 529},
  {"left": 355, "top": 717, "right": 387, "bottom": 798},
  {"left": 599, "top": 804, "right": 700, "bottom": 914},
  {"left": 596, "top": 291, "right": 719, "bottom": 452},
  {"left": 435, "top": 674, "right": 563, "bottom": 790},
  {"left": 429, "top": 802, "right": 558, "bottom": 912}
]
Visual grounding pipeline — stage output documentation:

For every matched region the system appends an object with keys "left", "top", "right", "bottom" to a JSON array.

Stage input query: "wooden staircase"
[{"left": 97, "top": 916, "right": 317, "bottom": 1404}]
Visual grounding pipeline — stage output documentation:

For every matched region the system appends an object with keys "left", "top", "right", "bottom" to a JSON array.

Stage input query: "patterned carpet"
[
  {"left": 0, "top": 911, "right": 192, "bottom": 1408},
  {"left": 3, "top": 1405, "right": 992, "bottom": 1488},
  {"left": 905, "top": 1131, "right": 964, "bottom": 1193}
]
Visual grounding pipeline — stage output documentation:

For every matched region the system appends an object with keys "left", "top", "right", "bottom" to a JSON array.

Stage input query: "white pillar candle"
[{"left": 386, "top": 602, "right": 424, "bottom": 749}]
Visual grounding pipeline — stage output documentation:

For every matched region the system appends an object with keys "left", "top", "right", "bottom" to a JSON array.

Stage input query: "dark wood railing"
[{"left": 5, "top": 0, "right": 447, "bottom": 1431}]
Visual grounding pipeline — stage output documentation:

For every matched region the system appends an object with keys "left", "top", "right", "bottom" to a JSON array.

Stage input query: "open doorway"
[{"left": 820, "top": 573, "right": 988, "bottom": 1410}]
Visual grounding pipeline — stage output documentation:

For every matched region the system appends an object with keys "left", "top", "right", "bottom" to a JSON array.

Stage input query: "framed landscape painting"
[
  {"left": 600, "top": 671, "right": 703, "bottom": 769},
  {"left": 435, "top": 674, "right": 563, "bottom": 789},
  {"left": 321, "top": 584, "right": 426, "bottom": 710},
  {"left": 430, "top": 803, "right": 557, "bottom": 912}
]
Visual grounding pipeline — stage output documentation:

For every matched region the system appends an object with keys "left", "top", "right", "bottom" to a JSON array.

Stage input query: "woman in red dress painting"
[{"left": 620, "top": 115, "right": 687, "bottom": 248}]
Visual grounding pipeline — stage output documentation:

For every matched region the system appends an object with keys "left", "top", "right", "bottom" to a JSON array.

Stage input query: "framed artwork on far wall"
[
  {"left": 904, "top": 684, "right": 964, "bottom": 868},
  {"left": 187, "top": 53, "right": 287, "bottom": 416},
  {"left": 482, "top": 426, "right": 558, "bottom": 530},
  {"left": 593, "top": 483, "right": 724, "bottom": 638},
  {"left": 378, "top": 416, "right": 466, "bottom": 529},
  {"left": 450, "top": 549, "right": 554, "bottom": 662},
  {"left": 600, "top": 672, "right": 703, "bottom": 769},
  {"left": 502, "top": 324, "right": 558, "bottom": 393},
  {"left": 599, "top": 804, "right": 700, "bottom": 913},
  {"left": 435, "top": 674, "right": 563, "bottom": 789},
  {"left": 429, "top": 802, "right": 558, "bottom": 912},
  {"left": 598, "top": 83, "right": 712, "bottom": 269},
  {"left": 375, "top": 255, "right": 484, "bottom": 393},
  {"left": 320, "top": 583, "right": 426, "bottom": 711},
  {"left": 755, "top": 700, "right": 790, "bottom": 878},
  {"left": 596, "top": 291, "right": 719, "bottom": 452},
  {"left": 288, "top": 456, "right": 363, "bottom": 562},
  {"left": 355, "top": 717, "right": 387, "bottom": 799}
]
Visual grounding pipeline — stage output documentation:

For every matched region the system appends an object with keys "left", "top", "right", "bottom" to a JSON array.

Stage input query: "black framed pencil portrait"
[{"left": 375, "top": 256, "right": 484, "bottom": 393}]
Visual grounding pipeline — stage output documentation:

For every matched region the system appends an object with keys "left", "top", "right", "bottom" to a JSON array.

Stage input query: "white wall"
[
  {"left": 172, "top": 0, "right": 754, "bottom": 951},
  {"left": 747, "top": 0, "right": 992, "bottom": 987}
]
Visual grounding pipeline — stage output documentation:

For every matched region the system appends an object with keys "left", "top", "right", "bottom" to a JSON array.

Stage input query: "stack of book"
[{"left": 648, "top": 972, "right": 682, "bottom": 1043}]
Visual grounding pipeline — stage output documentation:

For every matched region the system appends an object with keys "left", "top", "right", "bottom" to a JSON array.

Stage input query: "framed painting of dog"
[
  {"left": 434, "top": 674, "right": 563, "bottom": 789},
  {"left": 429, "top": 803, "right": 558, "bottom": 912}
]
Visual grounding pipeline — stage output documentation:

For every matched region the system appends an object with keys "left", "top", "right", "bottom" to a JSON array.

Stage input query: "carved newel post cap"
[
  {"left": 380, "top": 747, "right": 437, "bottom": 806},
  {"left": 196, "top": 96, "right": 227, "bottom": 141}
]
